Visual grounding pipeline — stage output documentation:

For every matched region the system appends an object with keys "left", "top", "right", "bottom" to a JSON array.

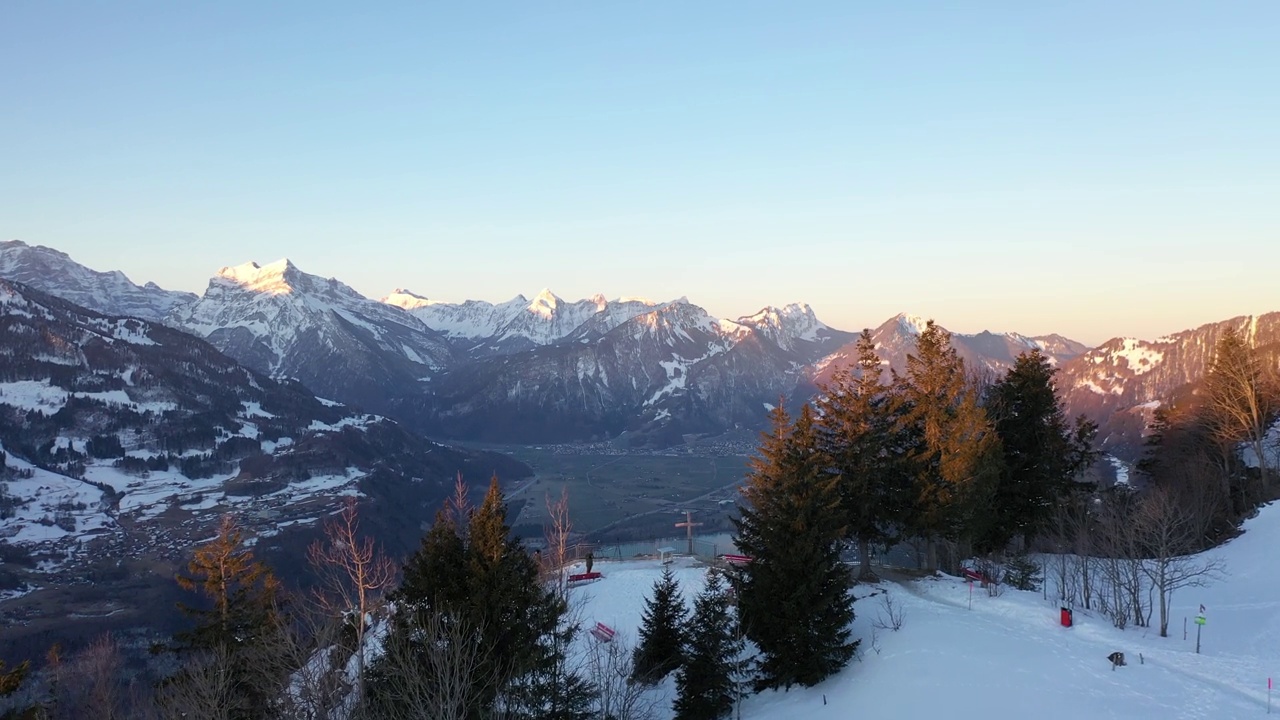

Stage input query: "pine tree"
[
  {"left": 631, "top": 566, "right": 689, "bottom": 684},
  {"left": 896, "top": 321, "right": 1003, "bottom": 570},
  {"left": 170, "top": 514, "right": 284, "bottom": 720},
  {"left": 673, "top": 570, "right": 742, "bottom": 720},
  {"left": 734, "top": 403, "right": 858, "bottom": 691},
  {"left": 980, "top": 350, "right": 1096, "bottom": 553},
  {"left": 816, "top": 329, "right": 912, "bottom": 581}
]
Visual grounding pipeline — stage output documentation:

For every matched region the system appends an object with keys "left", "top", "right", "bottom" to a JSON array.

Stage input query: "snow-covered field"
[{"left": 572, "top": 502, "right": 1280, "bottom": 719}]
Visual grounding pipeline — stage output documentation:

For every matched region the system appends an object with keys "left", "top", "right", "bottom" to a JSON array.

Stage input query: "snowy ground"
[
  {"left": 0, "top": 384, "right": 371, "bottom": 567},
  {"left": 572, "top": 503, "right": 1280, "bottom": 719}
]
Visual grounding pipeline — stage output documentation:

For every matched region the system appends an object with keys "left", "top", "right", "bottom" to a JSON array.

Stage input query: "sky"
[{"left": 3, "top": 2, "right": 1277, "bottom": 346}]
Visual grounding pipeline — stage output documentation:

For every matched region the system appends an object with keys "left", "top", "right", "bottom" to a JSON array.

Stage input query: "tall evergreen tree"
[
  {"left": 734, "top": 403, "right": 858, "bottom": 691},
  {"left": 673, "top": 570, "right": 742, "bottom": 720},
  {"left": 817, "top": 329, "right": 912, "bottom": 581},
  {"left": 895, "top": 321, "right": 1003, "bottom": 570},
  {"left": 980, "top": 349, "right": 1097, "bottom": 552},
  {"left": 631, "top": 566, "right": 689, "bottom": 684},
  {"left": 376, "top": 476, "right": 592, "bottom": 720},
  {"left": 170, "top": 514, "right": 285, "bottom": 720}
]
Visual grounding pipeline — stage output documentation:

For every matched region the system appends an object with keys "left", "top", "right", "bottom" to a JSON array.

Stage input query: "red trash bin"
[{"left": 1060, "top": 607, "right": 1073, "bottom": 627}]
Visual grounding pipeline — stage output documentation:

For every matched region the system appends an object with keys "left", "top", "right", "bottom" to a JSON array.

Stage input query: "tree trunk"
[
  {"left": 1253, "top": 439, "right": 1269, "bottom": 495},
  {"left": 857, "top": 537, "right": 879, "bottom": 582},
  {"left": 1155, "top": 560, "right": 1172, "bottom": 638}
]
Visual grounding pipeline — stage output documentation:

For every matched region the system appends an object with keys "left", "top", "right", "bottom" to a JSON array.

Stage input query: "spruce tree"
[
  {"left": 377, "top": 475, "right": 592, "bottom": 720},
  {"left": 734, "top": 403, "right": 857, "bottom": 691},
  {"left": 816, "top": 329, "right": 912, "bottom": 581},
  {"left": 673, "top": 570, "right": 742, "bottom": 720},
  {"left": 509, "top": 621, "right": 596, "bottom": 720},
  {"left": 631, "top": 566, "right": 688, "bottom": 684},
  {"left": 980, "top": 350, "right": 1097, "bottom": 552},
  {"left": 896, "top": 321, "right": 1003, "bottom": 570}
]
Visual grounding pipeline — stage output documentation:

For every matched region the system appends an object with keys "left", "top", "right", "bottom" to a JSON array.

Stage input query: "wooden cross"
[{"left": 675, "top": 511, "right": 702, "bottom": 556}]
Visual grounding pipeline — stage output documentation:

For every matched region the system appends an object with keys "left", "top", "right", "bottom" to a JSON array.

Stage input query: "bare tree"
[
  {"left": 1204, "top": 326, "right": 1277, "bottom": 494},
  {"left": 151, "top": 647, "right": 238, "bottom": 720},
  {"left": 1137, "top": 488, "right": 1228, "bottom": 638},
  {"left": 51, "top": 634, "right": 126, "bottom": 720},
  {"left": 308, "top": 497, "right": 397, "bottom": 706},
  {"left": 370, "top": 610, "right": 512, "bottom": 720},
  {"left": 872, "top": 590, "right": 906, "bottom": 632},
  {"left": 260, "top": 602, "right": 352, "bottom": 720},
  {"left": 1095, "top": 491, "right": 1150, "bottom": 630},
  {"left": 543, "top": 487, "right": 574, "bottom": 593},
  {"left": 1047, "top": 498, "right": 1094, "bottom": 610},
  {"left": 585, "top": 631, "right": 658, "bottom": 720}
]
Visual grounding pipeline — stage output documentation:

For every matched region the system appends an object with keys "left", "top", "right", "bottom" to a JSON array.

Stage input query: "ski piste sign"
[{"left": 1195, "top": 603, "right": 1207, "bottom": 626}]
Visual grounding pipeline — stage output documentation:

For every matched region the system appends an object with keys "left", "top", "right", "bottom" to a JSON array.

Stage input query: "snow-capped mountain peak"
[
  {"left": 169, "top": 258, "right": 453, "bottom": 418},
  {"left": 528, "top": 288, "right": 563, "bottom": 318},
  {"left": 741, "top": 302, "right": 821, "bottom": 331},
  {"left": 0, "top": 239, "right": 196, "bottom": 321},
  {"left": 381, "top": 288, "right": 435, "bottom": 311},
  {"left": 736, "top": 302, "right": 837, "bottom": 351},
  {"left": 216, "top": 258, "right": 301, "bottom": 295},
  {"left": 895, "top": 312, "right": 930, "bottom": 336}
]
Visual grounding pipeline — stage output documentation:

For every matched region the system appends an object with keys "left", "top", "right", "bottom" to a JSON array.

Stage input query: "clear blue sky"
[{"left": 4, "top": 2, "right": 1277, "bottom": 345}]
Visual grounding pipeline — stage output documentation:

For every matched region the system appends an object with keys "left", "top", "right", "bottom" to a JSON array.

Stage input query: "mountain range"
[
  {"left": 2, "top": 239, "right": 1273, "bottom": 460},
  {"left": 0, "top": 273, "right": 529, "bottom": 650}
]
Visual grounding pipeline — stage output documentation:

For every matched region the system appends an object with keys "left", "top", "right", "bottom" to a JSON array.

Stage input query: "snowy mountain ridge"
[
  {"left": 167, "top": 257, "right": 455, "bottom": 424},
  {"left": 0, "top": 240, "right": 196, "bottom": 321},
  {"left": 809, "top": 312, "right": 1091, "bottom": 388},
  {"left": 1058, "top": 312, "right": 1280, "bottom": 459},
  {"left": 386, "top": 288, "right": 672, "bottom": 355},
  {"left": 24, "top": 240, "right": 1277, "bottom": 452}
]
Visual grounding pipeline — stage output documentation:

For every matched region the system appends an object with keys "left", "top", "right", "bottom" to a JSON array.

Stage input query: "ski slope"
[{"left": 572, "top": 502, "right": 1280, "bottom": 719}]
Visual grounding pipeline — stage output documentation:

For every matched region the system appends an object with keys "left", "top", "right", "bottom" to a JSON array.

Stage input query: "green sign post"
[{"left": 1195, "top": 613, "right": 1206, "bottom": 653}]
